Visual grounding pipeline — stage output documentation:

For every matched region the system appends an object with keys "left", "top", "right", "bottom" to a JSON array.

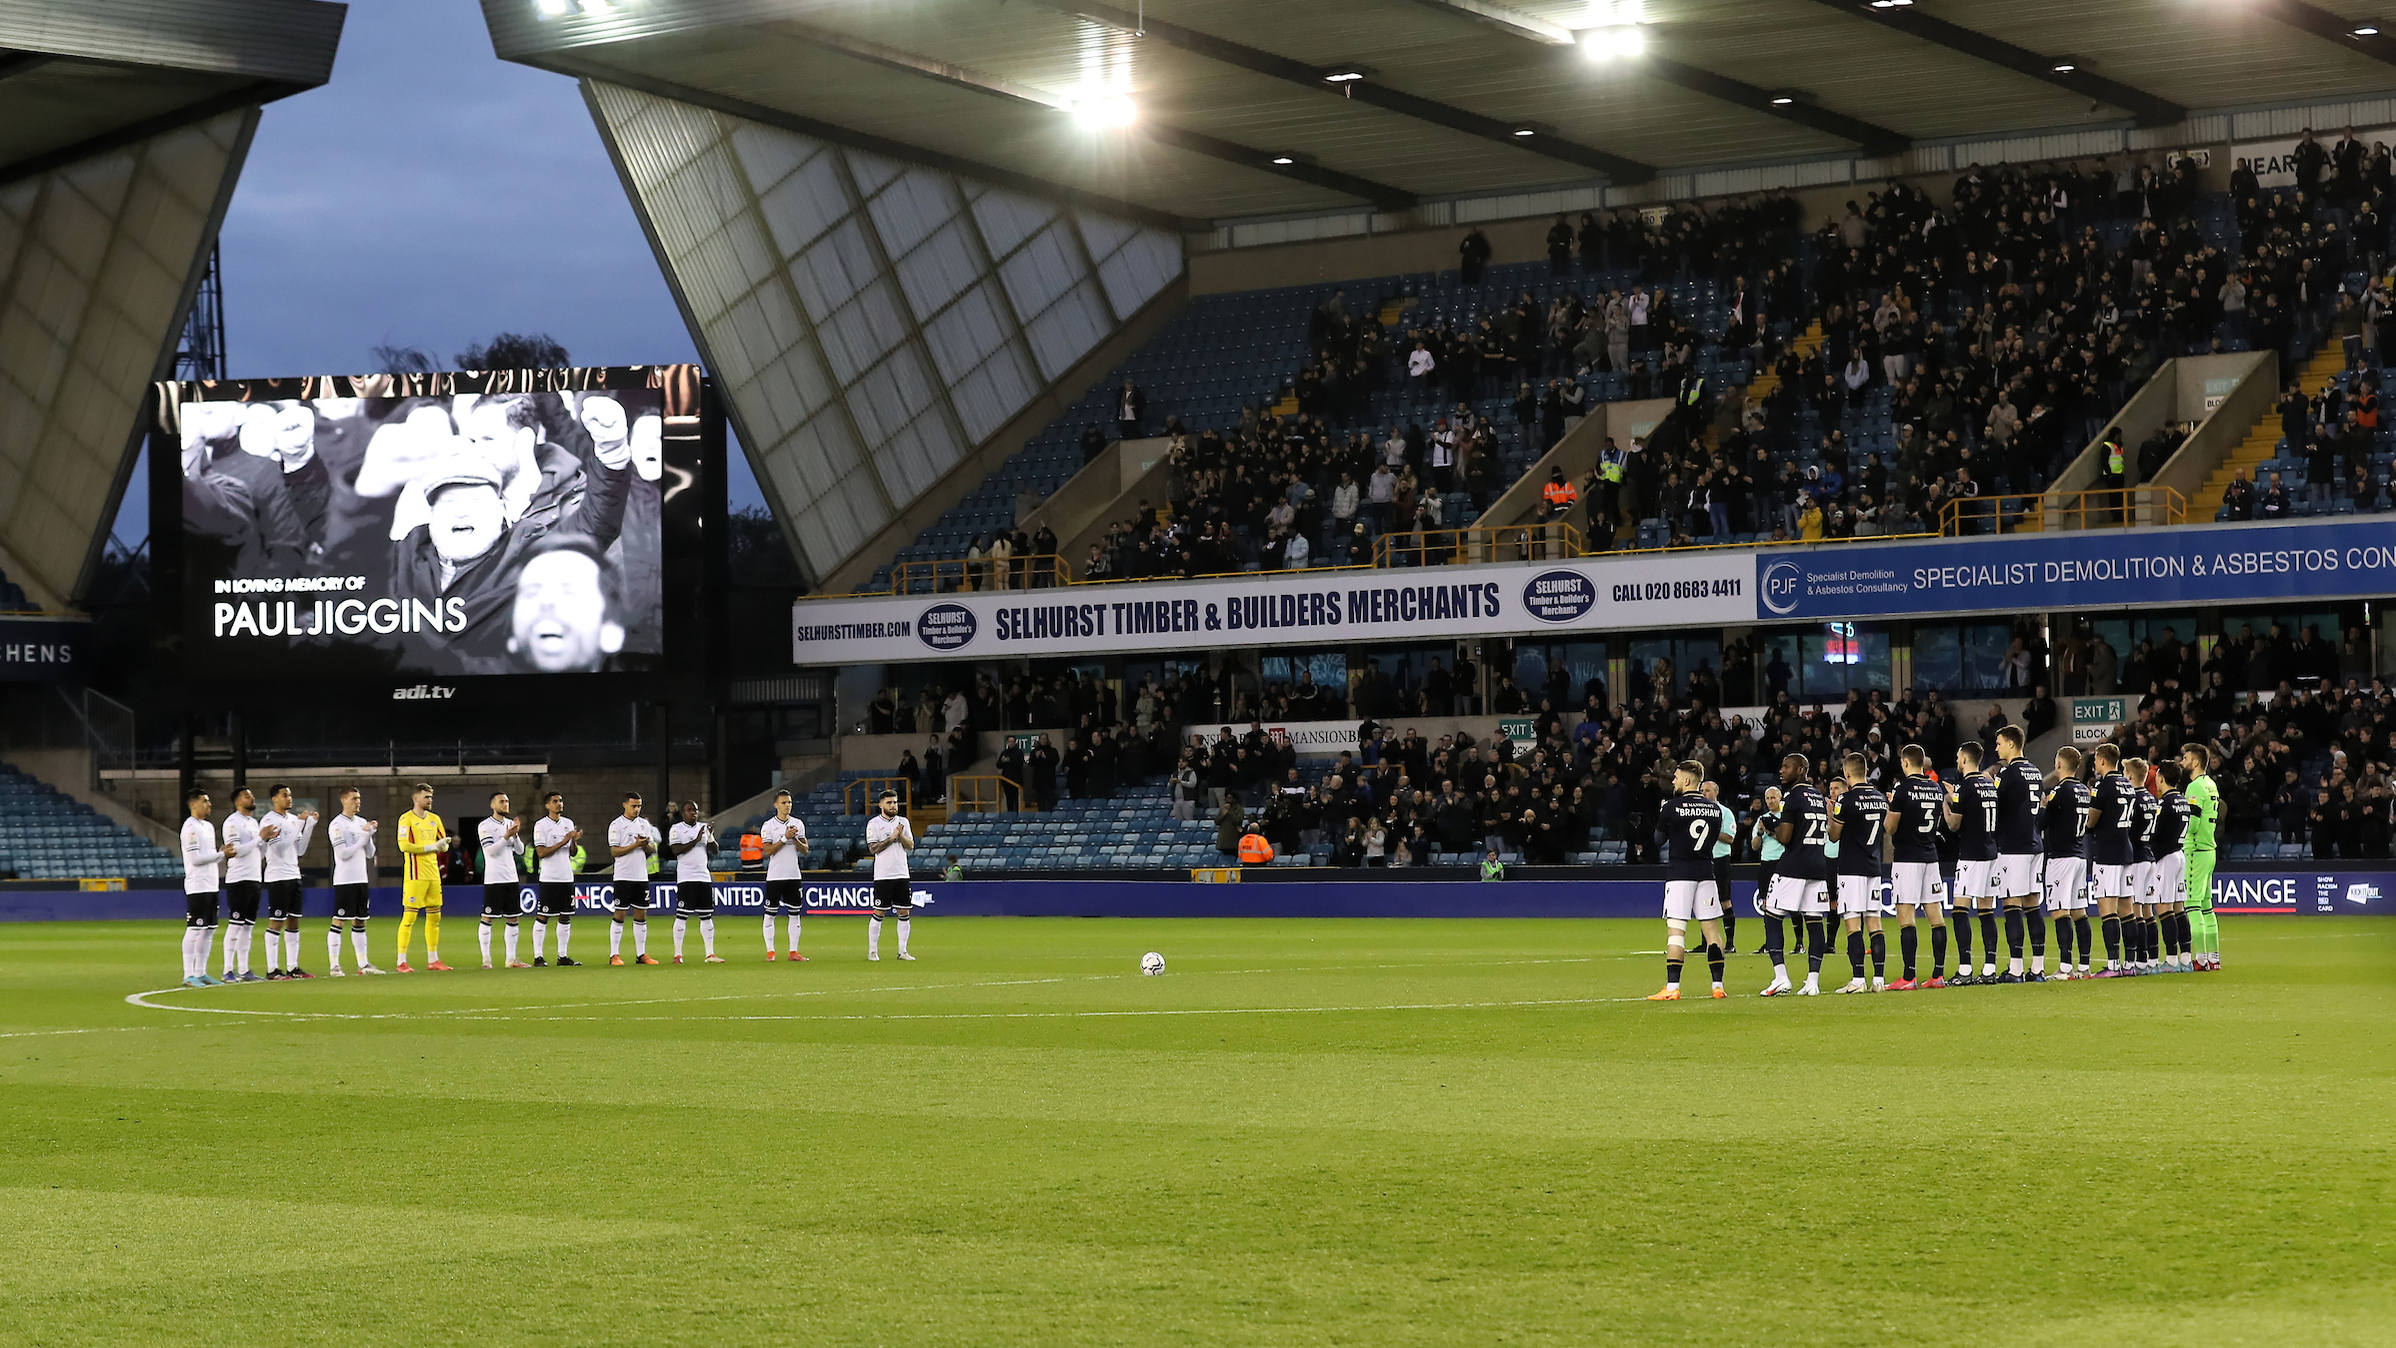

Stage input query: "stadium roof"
[
  {"left": 485, "top": 0, "right": 2396, "bottom": 231},
  {"left": 0, "top": 0, "right": 344, "bottom": 186}
]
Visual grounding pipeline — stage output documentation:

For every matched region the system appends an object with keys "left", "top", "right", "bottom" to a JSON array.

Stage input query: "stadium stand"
[
  {"left": 863, "top": 152, "right": 2390, "bottom": 591},
  {"left": 0, "top": 763, "right": 181, "bottom": 880}
]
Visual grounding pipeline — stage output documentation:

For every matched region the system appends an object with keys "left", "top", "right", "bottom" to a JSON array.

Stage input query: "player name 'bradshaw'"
[{"left": 213, "top": 596, "right": 469, "bottom": 638}]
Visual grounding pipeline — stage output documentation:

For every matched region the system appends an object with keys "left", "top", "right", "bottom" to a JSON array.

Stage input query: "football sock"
[
  {"left": 396, "top": 910, "right": 417, "bottom": 963},
  {"left": 632, "top": 918, "right": 648, "bottom": 957},
  {"left": 2180, "top": 912, "right": 2197, "bottom": 961},
  {"left": 424, "top": 909, "right": 440, "bottom": 961},
  {"left": 2102, "top": 914, "right": 2122, "bottom": 966},
  {"left": 1952, "top": 910, "right": 1973, "bottom": 969},
  {"left": 786, "top": 914, "right": 801, "bottom": 954},
  {"left": 1804, "top": 917, "right": 1827, "bottom": 974},
  {"left": 700, "top": 917, "right": 716, "bottom": 956},
  {"left": 351, "top": 925, "right": 369, "bottom": 967},
  {"left": 674, "top": 916, "right": 688, "bottom": 959},
  {"left": 2196, "top": 907, "right": 2219, "bottom": 956},
  {"left": 229, "top": 922, "right": 252, "bottom": 977},
  {"left": 1763, "top": 914, "right": 1787, "bottom": 974},
  {"left": 763, "top": 913, "right": 778, "bottom": 952},
  {"left": 1900, "top": 925, "right": 1919, "bottom": 980},
  {"left": 1930, "top": 923, "right": 1948, "bottom": 977},
  {"left": 1720, "top": 910, "right": 1737, "bottom": 951},
  {"left": 289, "top": 928, "right": 305, "bottom": 968},
  {"left": 180, "top": 927, "right": 201, "bottom": 979},
  {"left": 1665, "top": 954, "right": 1683, "bottom": 991},
  {"left": 1845, "top": 929, "right": 1866, "bottom": 979},
  {"left": 504, "top": 923, "right": 519, "bottom": 964},
  {"left": 2161, "top": 913, "right": 2180, "bottom": 961},
  {"left": 2004, "top": 907, "right": 2025, "bottom": 958},
  {"left": 2075, "top": 916, "right": 2093, "bottom": 969},
  {"left": 1705, "top": 942, "right": 1724, "bottom": 989},
  {"left": 1868, "top": 929, "right": 1886, "bottom": 981},
  {"left": 868, "top": 914, "right": 882, "bottom": 958},
  {"left": 327, "top": 926, "right": 344, "bottom": 970},
  {"left": 610, "top": 920, "right": 625, "bottom": 958},
  {"left": 531, "top": 920, "right": 548, "bottom": 960},
  {"left": 478, "top": 921, "right": 493, "bottom": 965},
  {"left": 1977, "top": 910, "right": 1999, "bottom": 971},
  {"left": 896, "top": 917, "right": 910, "bottom": 955},
  {"left": 2027, "top": 910, "right": 2047, "bottom": 974},
  {"left": 557, "top": 920, "right": 573, "bottom": 959}
]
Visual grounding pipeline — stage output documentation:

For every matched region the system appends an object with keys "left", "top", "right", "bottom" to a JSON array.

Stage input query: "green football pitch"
[{"left": 1, "top": 916, "right": 2390, "bottom": 1347}]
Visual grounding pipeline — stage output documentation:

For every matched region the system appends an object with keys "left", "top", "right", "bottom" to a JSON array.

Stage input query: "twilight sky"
[{"left": 114, "top": 0, "right": 766, "bottom": 546}]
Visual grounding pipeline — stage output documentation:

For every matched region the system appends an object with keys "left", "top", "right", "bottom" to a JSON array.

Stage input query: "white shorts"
[
  {"left": 1955, "top": 859, "right": 1995, "bottom": 904},
  {"left": 1663, "top": 878, "right": 1723, "bottom": 923},
  {"left": 1993, "top": 853, "right": 2040, "bottom": 899},
  {"left": 2089, "top": 862, "right": 2133, "bottom": 900},
  {"left": 1766, "top": 874, "right": 1830, "bottom": 916},
  {"left": 1890, "top": 861, "right": 1946, "bottom": 909},
  {"left": 2128, "top": 862, "right": 2154, "bottom": 907},
  {"left": 2148, "top": 853, "right": 2186, "bottom": 908},
  {"left": 1835, "top": 874, "right": 1881, "bottom": 917},
  {"left": 2042, "top": 857, "right": 2089, "bottom": 911}
]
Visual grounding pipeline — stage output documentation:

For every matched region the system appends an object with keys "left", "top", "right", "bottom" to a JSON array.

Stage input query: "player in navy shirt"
[
  {"left": 1990, "top": 725, "right": 2044, "bottom": 983},
  {"left": 1828, "top": 753, "right": 1890, "bottom": 992},
  {"left": 1942, "top": 741, "right": 2001, "bottom": 982},
  {"left": 1649, "top": 762, "right": 1728, "bottom": 1000},
  {"left": 2037, "top": 745, "right": 2090, "bottom": 981},
  {"left": 2151, "top": 762, "right": 2197, "bottom": 973},
  {"left": 2084, "top": 743, "right": 2138, "bottom": 976},
  {"left": 2127, "top": 758, "right": 2163, "bottom": 972},
  {"left": 1763, "top": 754, "right": 1833, "bottom": 997},
  {"left": 1887, "top": 745, "right": 1951, "bottom": 987}
]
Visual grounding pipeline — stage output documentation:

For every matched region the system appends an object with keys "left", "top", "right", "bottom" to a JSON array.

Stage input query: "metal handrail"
[
  {"left": 1373, "top": 522, "right": 1584, "bottom": 568},
  {"left": 841, "top": 777, "right": 914, "bottom": 816},
  {"left": 1941, "top": 486, "right": 2187, "bottom": 536},
  {"left": 948, "top": 774, "right": 1021, "bottom": 814},
  {"left": 870, "top": 554, "right": 1072, "bottom": 596}
]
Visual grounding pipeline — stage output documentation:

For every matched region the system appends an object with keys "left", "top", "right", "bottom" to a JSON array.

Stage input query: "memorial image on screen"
[{"left": 159, "top": 366, "right": 701, "bottom": 678}]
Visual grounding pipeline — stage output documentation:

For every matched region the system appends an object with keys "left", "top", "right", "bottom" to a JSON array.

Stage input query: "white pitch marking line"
[
  {"left": 123, "top": 956, "right": 1612, "bottom": 1022},
  {"left": 428, "top": 995, "right": 1663, "bottom": 1024}
]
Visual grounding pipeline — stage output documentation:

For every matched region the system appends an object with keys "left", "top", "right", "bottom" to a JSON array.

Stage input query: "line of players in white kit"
[
  {"left": 1649, "top": 725, "right": 2221, "bottom": 999},
  {"left": 174, "top": 784, "right": 922, "bottom": 986}
]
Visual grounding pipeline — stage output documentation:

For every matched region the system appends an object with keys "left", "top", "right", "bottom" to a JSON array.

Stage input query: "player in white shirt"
[
  {"left": 606, "top": 792, "right": 660, "bottom": 965},
  {"left": 219, "top": 787, "right": 267, "bottom": 982},
  {"left": 667, "top": 800, "right": 724, "bottom": 963},
  {"left": 258, "top": 784, "right": 319, "bottom": 979},
  {"left": 863, "top": 790, "right": 917, "bottom": 961},
  {"left": 477, "top": 791, "right": 530, "bottom": 969},
  {"left": 758, "top": 789, "right": 809, "bottom": 961},
  {"left": 530, "top": 792, "right": 584, "bottom": 966},
  {"left": 324, "top": 787, "right": 384, "bottom": 975},
  {"left": 179, "top": 788, "right": 236, "bottom": 986}
]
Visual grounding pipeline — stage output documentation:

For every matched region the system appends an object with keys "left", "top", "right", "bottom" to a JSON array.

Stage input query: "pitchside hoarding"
[{"left": 796, "top": 518, "right": 2396, "bottom": 666}]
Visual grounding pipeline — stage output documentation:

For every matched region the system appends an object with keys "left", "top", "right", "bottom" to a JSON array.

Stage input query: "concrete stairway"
[{"left": 2196, "top": 340, "right": 2343, "bottom": 511}]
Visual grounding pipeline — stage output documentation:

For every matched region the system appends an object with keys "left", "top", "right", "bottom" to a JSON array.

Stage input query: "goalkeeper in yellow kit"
[{"left": 395, "top": 783, "right": 454, "bottom": 971}]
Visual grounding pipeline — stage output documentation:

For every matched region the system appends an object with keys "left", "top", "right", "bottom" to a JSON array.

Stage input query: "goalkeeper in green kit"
[{"left": 2177, "top": 745, "right": 2222, "bottom": 971}]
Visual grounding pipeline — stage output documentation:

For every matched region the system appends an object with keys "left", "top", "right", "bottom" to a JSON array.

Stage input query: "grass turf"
[{"left": 0, "top": 915, "right": 2389, "bottom": 1347}]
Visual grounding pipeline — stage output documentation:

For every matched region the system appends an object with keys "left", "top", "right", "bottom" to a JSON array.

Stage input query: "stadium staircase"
[
  {"left": 2199, "top": 340, "right": 2352, "bottom": 516},
  {"left": 0, "top": 762, "right": 181, "bottom": 881}
]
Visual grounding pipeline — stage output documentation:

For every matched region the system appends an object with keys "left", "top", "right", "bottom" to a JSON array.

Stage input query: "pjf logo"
[{"left": 1761, "top": 560, "right": 1803, "bottom": 615}]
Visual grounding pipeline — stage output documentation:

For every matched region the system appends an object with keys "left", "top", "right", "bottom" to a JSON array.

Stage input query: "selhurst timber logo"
[
  {"left": 1522, "top": 569, "right": 1596, "bottom": 624},
  {"left": 1761, "top": 560, "right": 1804, "bottom": 616},
  {"left": 392, "top": 684, "right": 457, "bottom": 701},
  {"left": 917, "top": 603, "right": 977, "bottom": 652}
]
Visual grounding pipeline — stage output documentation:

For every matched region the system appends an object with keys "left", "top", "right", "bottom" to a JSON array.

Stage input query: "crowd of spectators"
[{"left": 1054, "top": 140, "right": 2396, "bottom": 575}]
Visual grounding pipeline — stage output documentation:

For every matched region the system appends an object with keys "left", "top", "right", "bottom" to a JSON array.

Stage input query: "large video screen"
[{"left": 155, "top": 365, "right": 702, "bottom": 678}]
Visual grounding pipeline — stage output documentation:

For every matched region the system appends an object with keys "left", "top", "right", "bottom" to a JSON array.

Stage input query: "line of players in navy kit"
[{"left": 1647, "top": 724, "right": 2221, "bottom": 1000}]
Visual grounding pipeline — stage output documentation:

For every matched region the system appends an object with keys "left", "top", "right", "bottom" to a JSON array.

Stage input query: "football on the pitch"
[{"left": 1140, "top": 951, "right": 1166, "bottom": 976}]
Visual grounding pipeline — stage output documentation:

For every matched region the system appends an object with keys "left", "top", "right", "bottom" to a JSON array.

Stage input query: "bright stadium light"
[
  {"left": 1070, "top": 92, "right": 1138, "bottom": 130},
  {"left": 535, "top": 0, "right": 571, "bottom": 13},
  {"left": 1321, "top": 69, "right": 1367, "bottom": 83},
  {"left": 1269, "top": 154, "right": 1297, "bottom": 165},
  {"left": 1581, "top": 24, "right": 1645, "bottom": 59}
]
